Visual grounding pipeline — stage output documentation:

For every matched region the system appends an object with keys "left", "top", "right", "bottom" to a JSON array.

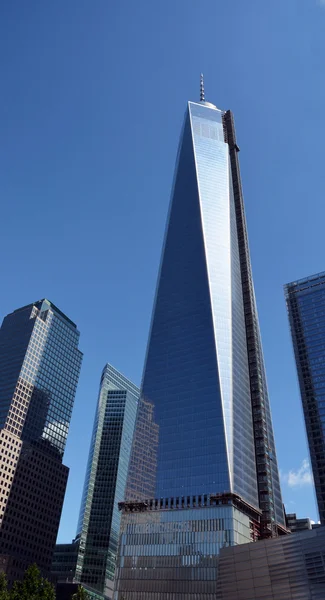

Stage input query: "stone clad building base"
[{"left": 0, "top": 437, "right": 68, "bottom": 585}]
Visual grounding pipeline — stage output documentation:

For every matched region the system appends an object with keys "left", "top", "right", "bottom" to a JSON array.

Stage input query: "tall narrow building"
[
  {"left": 72, "top": 364, "right": 139, "bottom": 599},
  {"left": 0, "top": 299, "right": 82, "bottom": 584},
  {"left": 115, "top": 82, "right": 286, "bottom": 599},
  {"left": 285, "top": 271, "right": 325, "bottom": 524}
]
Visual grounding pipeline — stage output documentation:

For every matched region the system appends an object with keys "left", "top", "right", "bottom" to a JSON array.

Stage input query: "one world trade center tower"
[{"left": 115, "top": 78, "right": 287, "bottom": 600}]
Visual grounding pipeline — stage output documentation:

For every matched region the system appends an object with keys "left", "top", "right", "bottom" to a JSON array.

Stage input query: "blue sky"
[{"left": 1, "top": 0, "right": 325, "bottom": 541}]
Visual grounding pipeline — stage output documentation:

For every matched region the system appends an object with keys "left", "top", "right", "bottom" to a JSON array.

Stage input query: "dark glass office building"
[
  {"left": 0, "top": 299, "right": 82, "bottom": 583},
  {"left": 52, "top": 539, "right": 79, "bottom": 584},
  {"left": 115, "top": 85, "right": 286, "bottom": 599},
  {"left": 72, "top": 364, "right": 139, "bottom": 599},
  {"left": 285, "top": 272, "right": 325, "bottom": 525}
]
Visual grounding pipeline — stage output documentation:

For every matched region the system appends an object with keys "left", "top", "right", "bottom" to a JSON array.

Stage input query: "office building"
[
  {"left": 0, "top": 299, "right": 82, "bottom": 584},
  {"left": 57, "top": 365, "right": 138, "bottom": 599},
  {"left": 52, "top": 539, "right": 79, "bottom": 584},
  {"left": 115, "top": 79, "right": 286, "bottom": 599},
  {"left": 286, "top": 513, "right": 312, "bottom": 533},
  {"left": 216, "top": 525, "right": 325, "bottom": 600},
  {"left": 285, "top": 272, "right": 325, "bottom": 524}
]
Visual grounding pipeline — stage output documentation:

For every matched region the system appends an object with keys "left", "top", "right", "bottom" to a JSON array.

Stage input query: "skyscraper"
[
  {"left": 72, "top": 364, "right": 139, "bottom": 599},
  {"left": 285, "top": 271, "right": 325, "bottom": 524},
  {"left": 0, "top": 299, "right": 82, "bottom": 584},
  {"left": 115, "top": 82, "right": 286, "bottom": 599}
]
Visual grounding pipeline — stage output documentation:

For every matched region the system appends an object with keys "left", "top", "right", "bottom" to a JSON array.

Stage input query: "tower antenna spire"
[{"left": 200, "top": 73, "right": 205, "bottom": 102}]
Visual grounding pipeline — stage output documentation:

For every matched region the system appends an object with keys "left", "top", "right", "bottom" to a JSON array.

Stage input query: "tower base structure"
[{"left": 115, "top": 493, "right": 288, "bottom": 600}]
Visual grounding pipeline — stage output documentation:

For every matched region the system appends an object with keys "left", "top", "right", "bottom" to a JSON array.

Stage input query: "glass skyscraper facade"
[
  {"left": 74, "top": 364, "right": 139, "bottom": 599},
  {"left": 115, "top": 91, "right": 286, "bottom": 599},
  {"left": 0, "top": 299, "right": 82, "bottom": 583},
  {"left": 285, "top": 272, "right": 325, "bottom": 524}
]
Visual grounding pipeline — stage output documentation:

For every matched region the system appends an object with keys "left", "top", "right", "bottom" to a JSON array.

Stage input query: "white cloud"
[
  {"left": 318, "top": 0, "right": 325, "bottom": 6},
  {"left": 281, "top": 459, "right": 313, "bottom": 488}
]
